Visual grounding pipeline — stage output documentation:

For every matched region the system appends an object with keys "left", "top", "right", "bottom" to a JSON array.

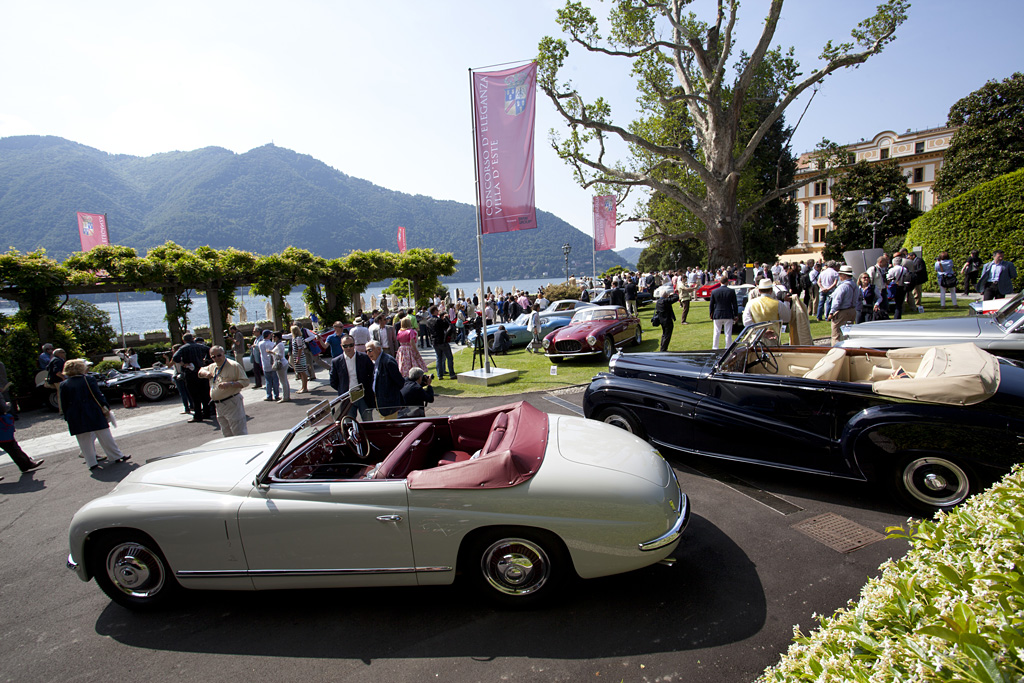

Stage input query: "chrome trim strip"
[
  {"left": 639, "top": 491, "right": 689, "bottom": 551},
  {"left": 175, "top": 566, "right": 452, "bottom": 579}
]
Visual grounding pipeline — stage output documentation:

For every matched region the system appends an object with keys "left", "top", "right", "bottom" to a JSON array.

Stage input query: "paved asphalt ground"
[{"left": 0, "top": 373, "right": 914, "bottom": 683}]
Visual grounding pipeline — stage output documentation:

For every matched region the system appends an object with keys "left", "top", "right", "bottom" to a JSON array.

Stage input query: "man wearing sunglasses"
[
  {"left": 199, "top": 345, "right": 249, "bottom": 437},
  {"left": 329, "top": 335, "right": 375, "bottom": 420}
]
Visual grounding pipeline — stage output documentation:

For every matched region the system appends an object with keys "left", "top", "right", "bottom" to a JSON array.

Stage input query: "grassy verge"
[
  {"left": 428, "top": 298, "right": 973, "bottom": 398},
  {"left": 758, "top": 464, "right": 1024, "bottom": 682}
]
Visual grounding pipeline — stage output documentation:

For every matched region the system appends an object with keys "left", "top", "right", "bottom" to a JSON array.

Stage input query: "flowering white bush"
[{"left": 759, "top": 464, "right": 1024, "bottom": 682}]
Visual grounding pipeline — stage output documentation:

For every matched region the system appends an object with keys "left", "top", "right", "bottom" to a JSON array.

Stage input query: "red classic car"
[
  {"left": 543, "top": 305, "right": 642, "bottom": 362},
  {"left": 694, "top": 281, "right": 721, "bottom": 300}
]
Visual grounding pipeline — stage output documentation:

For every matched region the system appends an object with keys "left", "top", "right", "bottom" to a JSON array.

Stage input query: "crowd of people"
[{"left": 9, "top": 247, "right": 1014, "bottom": 479}]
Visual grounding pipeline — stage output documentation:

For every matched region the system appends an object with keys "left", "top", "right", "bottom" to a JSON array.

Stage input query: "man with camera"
[{"left": 399, "top": 367, "right": 435, "bottom": 418}]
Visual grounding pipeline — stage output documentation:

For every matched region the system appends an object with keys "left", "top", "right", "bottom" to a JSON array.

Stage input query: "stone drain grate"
[{"left": 791, "top": 513, "right": 886, "bottom": 553}]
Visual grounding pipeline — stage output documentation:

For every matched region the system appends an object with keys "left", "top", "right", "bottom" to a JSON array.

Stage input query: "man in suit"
[
  {"left": 655, "top": 288, "right": 676, "bottom": 352},
  {"left": 329, "top": 334, "right": 375, "bottom": 420},
  {"left": 609, "top": 281, "right": 626, "bottom": 309},
  {"left": 172, "top": 333, "right": 212, "bottom": 422},
  {"left": 977, "top": 250, "right": 1018, "bottom": 301},
  {"left": 366, "top": 340, "right": 404, "bottom": 419},
  {"left": 709, "top": 276, "right": 739, "bottom": 350}
]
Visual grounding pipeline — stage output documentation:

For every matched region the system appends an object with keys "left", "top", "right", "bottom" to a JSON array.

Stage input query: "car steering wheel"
[
  {"left": 753, "top": 339, "right": 779, "bottom": 374},
  {"left": 341, "top": 416, "right": 369, "bottom": 458}
]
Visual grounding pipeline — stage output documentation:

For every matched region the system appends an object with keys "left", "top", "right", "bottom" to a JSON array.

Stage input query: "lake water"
[{"left": 0, "top": 277, "right": 572, "bottom": 336}]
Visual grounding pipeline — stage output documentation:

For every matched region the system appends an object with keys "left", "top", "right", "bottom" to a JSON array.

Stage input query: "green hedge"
[
  {"left": 904, "top": 168, "right": 1024, "bottom": 293},
  {"left": 758, "top": 464, "right": 1024, "bottom": 682}
]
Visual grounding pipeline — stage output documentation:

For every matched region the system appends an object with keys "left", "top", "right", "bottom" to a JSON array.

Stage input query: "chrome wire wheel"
[
  {"left": 140, "top": 380, "right": 164, "bottom": 401},
  {"left": 633, "top": 327, "right": 642, "bottom": 346},
  {"left": 480, "top": 537, "right": 551, "bottom": 597},
  {"left": 602, "top": 337, "right": 614, "bottom": 360},
  {"left": 901, "top": 456, "right": 971, "bottom": 509},
  {"left": 105, "top": 542, "right": 167, "bottom": 598}
]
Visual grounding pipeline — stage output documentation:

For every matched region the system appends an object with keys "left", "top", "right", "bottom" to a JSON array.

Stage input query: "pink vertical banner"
[
  {"left": 593, "top": 195, "right": 616, "bottom": 251},
  {"left": 472, "top": 62, "right": 537, "bottom": 234},
  {"left": 76, "top": 212, "right": 110, "bottom": 252},
  {"left": 397, "top": 226, "right": 407, "bottom": 253}
]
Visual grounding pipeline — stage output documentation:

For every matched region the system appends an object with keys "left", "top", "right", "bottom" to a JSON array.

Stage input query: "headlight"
[
  {"left": 543, "top": 339, "right": 550, "bottom": 348},
  {"left": 586, "top": 335, "right": 598, "bottom": 347}
]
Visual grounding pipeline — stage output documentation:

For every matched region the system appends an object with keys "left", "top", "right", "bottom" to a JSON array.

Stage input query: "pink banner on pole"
[
  {"left": 397, "top": 226, "right": 407, "bottom": 253},
  {"left": 593, "top": 195, "right": 616, "bottom": 251},
  {"left": 472, "top": 62, "right": 537, "bottom": 235},
  {"left": 76, "top": 212, "right": 110, "bottom": 252}
]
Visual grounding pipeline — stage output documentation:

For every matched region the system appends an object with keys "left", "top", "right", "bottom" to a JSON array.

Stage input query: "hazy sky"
[{"left": 2, "top": 0, "right": 1020, "bottom": 255}]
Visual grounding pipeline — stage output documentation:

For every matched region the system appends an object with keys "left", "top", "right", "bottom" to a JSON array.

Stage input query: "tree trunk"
[
  {"left": 271, "top": 289, "right": 284, "bottom": 331},
  {"left": 207, "top": 286, "right": 224, "bottom": 348},
  {"left": 163, "top": 289, "right": 183, "bottom": 345},
  {"left": 704, "top": 180, "right": 746, "bottom": 268}
]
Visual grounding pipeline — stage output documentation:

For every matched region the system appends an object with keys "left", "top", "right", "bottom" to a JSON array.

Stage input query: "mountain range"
[{"left": 0, "top": 135, "right": 628, "bottom": 280}]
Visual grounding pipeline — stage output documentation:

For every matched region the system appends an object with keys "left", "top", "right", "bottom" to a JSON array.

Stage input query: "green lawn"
[{"left": 429, "top": 297, "right": 973, "bottom": 398}]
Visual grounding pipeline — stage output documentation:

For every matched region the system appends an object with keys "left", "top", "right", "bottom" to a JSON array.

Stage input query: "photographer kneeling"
[{"left": 399, "top": 367, "right": 435, "bottom": 418}]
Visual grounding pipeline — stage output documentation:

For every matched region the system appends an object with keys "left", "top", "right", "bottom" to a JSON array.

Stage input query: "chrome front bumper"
[
  {"left": 67, "top": 553, "right": 89, "bottom": 581},
  {"left": 638, "top": 491, "right": 690, "bottom": 552}
]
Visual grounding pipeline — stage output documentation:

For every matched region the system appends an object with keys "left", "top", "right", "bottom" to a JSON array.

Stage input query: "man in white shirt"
[
  {"left": 199, "top": 345, "right": 249, "bottom": 437},
  {"left": 350, "top": 316, "right": 371, "bottom": 352},
  {"left": 816, "top": 262, "right": 838, "bottom": 321}
]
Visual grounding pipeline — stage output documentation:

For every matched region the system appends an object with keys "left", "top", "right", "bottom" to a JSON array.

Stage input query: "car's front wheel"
[
  {"left": 46, "top": 389, "right": 59, "bottom": 411},
  {"left": 602, "top": 337, "right": 614, "bottom": 360},
  {"left": 89, "top": 531, "right": 180, "bottom": 611},
  {"left": 466, "top": 529, "right": 568, "bottom": 607},
  {"left": 139, "top": 380, "right": 165, "bottom": 402},
  {"left": 597, "top": 407, "right": 645, "bottom": 439},
  {"left": 894, "top": 454, "right": 976, "bottom": 513},
  {"left": 633, "top": 326, "right": 642, "bottom": 346}
]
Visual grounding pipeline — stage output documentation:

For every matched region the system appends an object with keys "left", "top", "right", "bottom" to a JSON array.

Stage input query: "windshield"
[
  {"left": 513, "top": 313, "right": 531, "bottom": 326},
  {"left": 256, "top": 392, "right": 350, "bottom": 482},
  {"left": 715, "top": 322, "right": 782, "bottom": 373},
  {"left": 995, "top": 291, "right": 1024, "bottom": 328},
  {"left": 572, "top": 308, "right": 616, "bottom": 323}
]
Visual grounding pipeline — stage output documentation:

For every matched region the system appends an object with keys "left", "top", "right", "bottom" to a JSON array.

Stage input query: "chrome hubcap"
[
  {"left": 603, "top": 414, "right": 634, "bottom": 433},
  {"left": 903, "top": 457, "right": 970, "bottom": 507},
  {"left": 106, "top": 542, "right": 165, "bottom": 597},
  {"left": 481, "top": 538, "right": 550, "bottom": 596}
]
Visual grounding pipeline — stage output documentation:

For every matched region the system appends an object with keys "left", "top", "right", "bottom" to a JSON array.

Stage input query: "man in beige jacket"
[{"left": 199, "top": 345, "right": 250, "bottom": 437}]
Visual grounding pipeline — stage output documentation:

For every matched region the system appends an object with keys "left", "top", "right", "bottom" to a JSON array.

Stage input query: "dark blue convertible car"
[{"left": 584, "top": 322, "right": 1024, "bottom": 513}]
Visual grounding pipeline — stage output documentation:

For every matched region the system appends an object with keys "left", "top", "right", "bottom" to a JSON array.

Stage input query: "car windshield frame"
[
  {"left": 994, "top": 291, "right": 1024, "bottom": 331},
  {"left": 714, "top": 322, "right": 783, "bottom": 374},
  {"left": 255, "top": 391, "right": 351, "bottom": 484}
]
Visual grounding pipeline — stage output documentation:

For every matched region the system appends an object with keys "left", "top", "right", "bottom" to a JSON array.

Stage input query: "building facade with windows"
[{"left": 784, "top": 126, "right": 956, "bottom": 261}]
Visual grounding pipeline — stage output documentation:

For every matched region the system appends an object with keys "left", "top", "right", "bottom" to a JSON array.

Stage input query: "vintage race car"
[
  {"left": 543, "top": 305, "right": 642, "bottom": 362},
  {"left": 67, "top": 398, "right": 688, "bottom": 611},
  {"left": 36, "top": 366, "right": 175, "bottom": 410},
  {"left": 583, "top": 322, "right": 1024, "bottom": 513},
  {"left": 968, "top": 290, "right": 1023, "bottom": 316},
  {"left": 838, "top": 290, "right": 1024, "bottom": 361}
]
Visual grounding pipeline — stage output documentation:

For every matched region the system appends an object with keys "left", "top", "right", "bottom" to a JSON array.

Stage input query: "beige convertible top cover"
[{"left": 872, "top": 343, "right": 1001, "bottom": 405}]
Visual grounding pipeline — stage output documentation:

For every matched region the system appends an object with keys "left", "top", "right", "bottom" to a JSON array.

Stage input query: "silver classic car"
[
  {"left": 838, "top": 291, "right": 1024, "bottom": 361},
  {"left": 67, "top": 396, "right": 689, "bottom": 611}
]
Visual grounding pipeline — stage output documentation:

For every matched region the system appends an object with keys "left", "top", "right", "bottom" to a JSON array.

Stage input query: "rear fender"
[{"left": 843, "top": 405, "right": 1014, "bottom": 483}]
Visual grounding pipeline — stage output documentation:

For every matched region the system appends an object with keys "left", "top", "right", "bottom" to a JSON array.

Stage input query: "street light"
[
  {"left": 562, "top": 242, "right": 571, "bottom": 283},
  {"left": 855, "top": 196, "right": 895, "bottom": 249}
]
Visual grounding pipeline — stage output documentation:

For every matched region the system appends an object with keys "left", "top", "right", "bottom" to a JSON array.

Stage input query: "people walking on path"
[
  {"left": 58, "top": 359, "right": 130, "bottom": 472},
  {"left": 0, "top": 402, "right": 42, "bottom": 475}
]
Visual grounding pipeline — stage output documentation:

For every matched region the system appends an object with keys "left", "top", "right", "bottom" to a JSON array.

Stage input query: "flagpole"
[
  {"left": 104, "top": 214, "right": 127, "bottom": 349},
  {"left": 592, "top": 199, "right": 597, "bottom": 285},
  {"left": 469, "top": 67, "right": 490, "bottom": 374}
]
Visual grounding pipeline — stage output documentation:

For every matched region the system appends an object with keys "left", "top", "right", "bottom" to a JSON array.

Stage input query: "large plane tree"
[{"left": 537, "top": 0, "right": 909, "bottom": 267}]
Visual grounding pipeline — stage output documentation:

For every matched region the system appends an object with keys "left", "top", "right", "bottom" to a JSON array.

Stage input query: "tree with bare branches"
[{"left": 537, "top": 0, "right": 909, "bottom": 267}]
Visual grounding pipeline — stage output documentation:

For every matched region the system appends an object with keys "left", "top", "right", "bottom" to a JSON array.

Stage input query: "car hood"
[
  {"left": 844, "top": 317, "right": 982, "bottom": 340},
  {"left": 557, "top": 321, "right": 612, "bottom": 338},
  {"left": 554, "top": 415, "right": 672, "bottom": 487},
  {"left": 121, "top": 431, "right": 287, "bottom": 492}
]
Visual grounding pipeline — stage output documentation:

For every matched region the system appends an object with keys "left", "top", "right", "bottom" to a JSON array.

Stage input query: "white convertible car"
[{"left": 67, "top": 396, "right": 689, "bottom": 611}]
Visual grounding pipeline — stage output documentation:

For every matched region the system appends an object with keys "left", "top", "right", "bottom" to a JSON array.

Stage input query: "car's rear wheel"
[
  {"left": 46, "top": 389, "right": 59, "bottom": 411},
  {"left": 466, "top": 529, "right": 568, "bottom": 607},
  {"left": 602, "top": 338, "right": 614, "bottom": 360},
  {"left": 139, "top": 380, "right": 165, "bottom": 402},
  {"left": 88, "top": 531, "right": 180, "bottom": 611},
  {"left": 598, "top": 407, "right": 645, "bottom": 439},
  {"left": 894, "top": 454, "right": 976, "bottom": 513},
  {"left": 633, "top": 327, "right": 642, "bottom": 346}
]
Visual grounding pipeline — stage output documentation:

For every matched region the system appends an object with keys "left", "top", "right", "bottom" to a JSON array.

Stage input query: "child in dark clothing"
[{"left": 0, "top": 402, "right": 43, "bottom": 479}]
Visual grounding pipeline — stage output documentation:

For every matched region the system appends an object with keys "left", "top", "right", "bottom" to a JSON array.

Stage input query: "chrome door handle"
[{"left": 377, "top": 515, "right": 402, "bottom": 522}]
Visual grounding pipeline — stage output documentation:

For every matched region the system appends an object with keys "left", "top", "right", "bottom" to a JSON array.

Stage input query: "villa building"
[{"left": 784, "top": 126, "right": 957, "bottom": 262}]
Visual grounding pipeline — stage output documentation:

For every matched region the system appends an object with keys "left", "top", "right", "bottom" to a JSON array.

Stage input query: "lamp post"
[
  {"left": 562, "top": 242, "right": 571, "bottom": 283},
  {"left": 856, "top": 196, "right": 895, "bottom": 249}
]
